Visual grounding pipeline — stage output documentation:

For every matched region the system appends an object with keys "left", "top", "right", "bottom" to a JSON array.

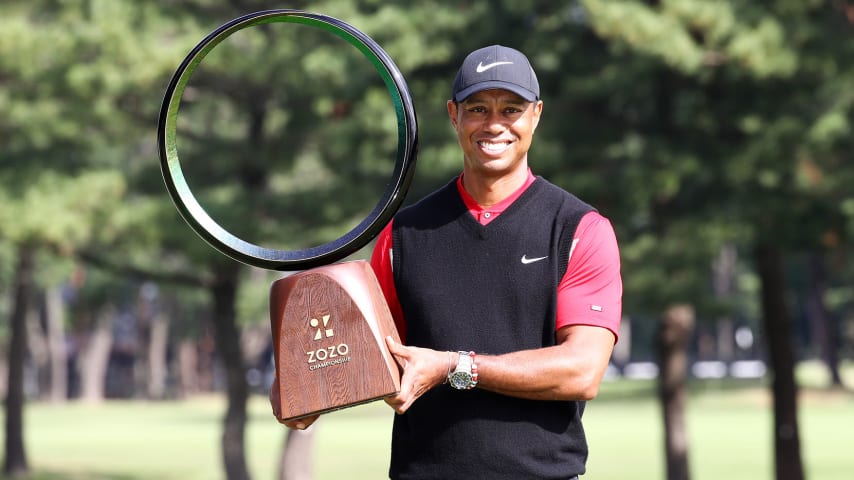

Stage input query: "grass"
[
  {"left": 587, "top": 377, "right": 854, "bottom": 480},
  {"left": 2, "top": 361, "right": 852, "bottom": 479}
]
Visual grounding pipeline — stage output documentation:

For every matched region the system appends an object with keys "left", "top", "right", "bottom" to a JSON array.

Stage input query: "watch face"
[{"left": 450, "top": 371, "right": 472, "bottom": 389}]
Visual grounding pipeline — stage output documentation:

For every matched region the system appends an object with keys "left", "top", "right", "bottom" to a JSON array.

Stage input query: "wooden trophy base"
[{"left": 268, "top": 260, "right": 401, "bottom": 422}]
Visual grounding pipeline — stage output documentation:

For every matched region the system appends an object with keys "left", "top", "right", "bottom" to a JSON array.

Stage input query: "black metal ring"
[{"left": 157, "top": 9, "right": 417, "bottom": 271}]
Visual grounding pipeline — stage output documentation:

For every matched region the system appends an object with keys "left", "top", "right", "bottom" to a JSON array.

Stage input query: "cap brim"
[{"left": 454, "top": 81, "right": 538, "bottom": 103}]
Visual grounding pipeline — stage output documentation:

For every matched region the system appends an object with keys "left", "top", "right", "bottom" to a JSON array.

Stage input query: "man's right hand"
[
  {"left": 271, "top": 382, "right": 320, "bottom": 430},
  {"left": 283, "top": 414, "right": 319, "bottom": 431}
]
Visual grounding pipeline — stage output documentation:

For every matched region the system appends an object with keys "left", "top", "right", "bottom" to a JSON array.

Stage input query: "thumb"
[
  {"left": 386, "top": 335, "right": 408, "bottom": 367},
  {"left": 386, "top": 335, "right": 401, "bottom": 353}
]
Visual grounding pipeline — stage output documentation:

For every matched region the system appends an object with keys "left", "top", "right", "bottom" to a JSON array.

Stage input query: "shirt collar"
[{"left": 456, "top": 169, "right": 536, "bottom": 224}]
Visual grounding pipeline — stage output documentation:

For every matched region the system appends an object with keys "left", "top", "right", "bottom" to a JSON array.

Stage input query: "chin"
[{"left": 475, "top": 162, "right": 519, "bottom": 178}]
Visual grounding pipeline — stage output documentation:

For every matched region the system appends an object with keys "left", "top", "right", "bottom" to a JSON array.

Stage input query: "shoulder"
[
  {"left": 576, "top": 211, "right": 616, "bottom": 237},
  {"left": 395, "top": 178, "right": 461, "bottom": 227},
  {"left": 568, "top": 211, "right": 620, "bottom": 272},
  {"left": 531, "top": 177, "right": 594, "bottom": 215}
]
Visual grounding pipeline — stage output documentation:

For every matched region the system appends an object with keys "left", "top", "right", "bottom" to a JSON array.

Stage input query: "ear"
[
  {"left": 447, "top": 100, "right": 459, "bottom": 129},
  {"left": 531, "top": 100, "right": 543, "bottom": 132}
]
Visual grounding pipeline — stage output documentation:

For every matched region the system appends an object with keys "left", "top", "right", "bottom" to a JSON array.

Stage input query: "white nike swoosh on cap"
[
  {"left": 476, "top": 61, "right": 513, "bottom": 73},
  {"left": 521, "top": 255, "right": 547, "bottom": 264}
]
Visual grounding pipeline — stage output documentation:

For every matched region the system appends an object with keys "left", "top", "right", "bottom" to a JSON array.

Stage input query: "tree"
[
  {"left": 575, "top": 2, "right": 854, "bottom": 479},
  {"left": 0, "top": 0, "right": 179, "bottom": 472},
  {"left": 0, "top": 173, "right": 125, "bottom": 475},
  {"left": 3, "top": 247, "right": 33, "bottom": 476},
  {"left": 657, "top": 304, "right": 694, "bottom": 480}
]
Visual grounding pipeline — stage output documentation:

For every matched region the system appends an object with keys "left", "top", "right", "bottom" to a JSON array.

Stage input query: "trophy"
[
  {"left": 157, "top": 10, "right": 417, "bottom": 422},
  {"left": 268, "top": 260, "right": 401, "bottom": 420}
]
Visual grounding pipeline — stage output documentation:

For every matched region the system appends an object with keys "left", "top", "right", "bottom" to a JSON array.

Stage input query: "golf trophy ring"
[
  {"left": 157, "top": 9, "right": 417, "bottom": 271},
  {"left": 157, "top": 9, "right": 417, "bottom": 422}
]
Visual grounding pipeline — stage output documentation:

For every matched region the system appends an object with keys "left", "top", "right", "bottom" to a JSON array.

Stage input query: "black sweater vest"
[{"left": 390, "top": 177, "right": 594, "bottom": 480}]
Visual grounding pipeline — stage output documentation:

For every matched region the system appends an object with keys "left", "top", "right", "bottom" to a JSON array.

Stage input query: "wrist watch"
[{"left": 447, "top": 351, "right": 478, "bottom": 390}]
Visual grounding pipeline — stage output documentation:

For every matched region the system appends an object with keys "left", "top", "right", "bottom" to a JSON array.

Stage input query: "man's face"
[{"left": 447, "top": 89, "right": 543, "bottom": 178}]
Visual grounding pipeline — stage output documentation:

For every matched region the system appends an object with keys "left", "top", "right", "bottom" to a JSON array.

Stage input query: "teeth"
[{"left": 479, "top": 141, "right": 510, "bottom": 153}]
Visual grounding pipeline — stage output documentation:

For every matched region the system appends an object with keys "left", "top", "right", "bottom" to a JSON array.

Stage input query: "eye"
[{"left": 468, "top": 105, "right": 487, "bottom": 113}]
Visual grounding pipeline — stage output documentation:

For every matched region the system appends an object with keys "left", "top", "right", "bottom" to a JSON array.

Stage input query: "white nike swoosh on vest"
[
  {"left": 521, "top": 255, "right": 548, "bottom": 264},
  {"left": 476, "top": 61, "right": 513, "bottom": 73}
]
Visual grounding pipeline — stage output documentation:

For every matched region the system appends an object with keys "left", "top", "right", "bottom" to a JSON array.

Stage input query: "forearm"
[
  {"left": 474, "top": 344, "right": 607, "bottom": 401},
  {"left": 384, "top": 325, "right": 615, "bottom": 414},
  {"left": 474, "top": 325, "right": 615, "bottom": 401}
]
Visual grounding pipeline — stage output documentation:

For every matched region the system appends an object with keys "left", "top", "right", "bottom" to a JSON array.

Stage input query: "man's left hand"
[{"left": 384, "top": 336, "right": 450, "bottom": 414}]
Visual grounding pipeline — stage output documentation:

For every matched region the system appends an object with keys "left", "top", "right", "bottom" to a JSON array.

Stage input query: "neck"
[{"left": 461, "top": 163, "right": 529, "bottom": 207}]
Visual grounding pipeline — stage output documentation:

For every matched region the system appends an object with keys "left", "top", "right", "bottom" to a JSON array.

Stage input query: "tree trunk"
[
  {"left": 755, "top": 243, "right": 804, "bottom": 480},
  {"left": 805, "top": 252, "right": 842, "bottom": 387},
  {"left": 210, "top": 263, "right": 251, "bottom": 480},
  {"left": 45, "top": 286, "right": 68, "bottom": 403},
  {"left": 657, "top": 304, "right": 694, "bottom": 480},
  {"left": 147, "top": 312, "right": 170, "bottom": 399},
  {"left": 278, "top": 428, "right": 316, "bottom": 480},
  {"left": 78, "top": 306, "right": 115, "bottom": 404},
  {"left": 0, "top": 351, "right": 7, "bottom": 401},
  {"left": 134, "top": 282, "right": 169, "bottom": 399},
  {"left": 712, "top": 244, "right": 737, "bottom": 363},
  {"left": 177, "top": 339, "right": 199, "bottom": 396},
  {"left": 4, "top": 245, "right": 33, "bottom": 476},
  {"left": 25, "top": 301, "right": 49, "bottom": 398}
]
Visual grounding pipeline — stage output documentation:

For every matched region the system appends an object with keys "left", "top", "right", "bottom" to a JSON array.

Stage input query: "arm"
[
  {"left": 476, "top": 325, "right": 615, "bottom": 400},
  {"left": 370, "top": 222, "right": 406, "bottom": 341},
  {"left": 385, "top": 211, "right": 622, "bottom": 413},
  {"left": 478, "top": 214, "right": 621, "bottom": 400},
  {"left": 384, "top": 325, "right": 615, "bottom": 414}
]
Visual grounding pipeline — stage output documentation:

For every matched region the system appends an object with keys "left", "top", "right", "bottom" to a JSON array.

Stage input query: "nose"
[{"left": 482, "top": 111, "right": 506, "bottom": 134}]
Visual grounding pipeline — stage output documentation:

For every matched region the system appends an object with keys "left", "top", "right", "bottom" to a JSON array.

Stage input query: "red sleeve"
[
  {"left": 369, "top": 221, "right": 406, "bottom": 343},
  {"left": 556, "top": 211, "right": 622, "bottom": 341}
]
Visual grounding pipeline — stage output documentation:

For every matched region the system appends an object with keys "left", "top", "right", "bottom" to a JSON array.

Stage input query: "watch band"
[
  {"left": 469, "top": 351, "right": 479, "bottom": 387},
  {"left": 447, "top": 350, "right": 478, "bottom": 390}
]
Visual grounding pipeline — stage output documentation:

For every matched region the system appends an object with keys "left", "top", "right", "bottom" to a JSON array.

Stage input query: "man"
[{"left": 290, "top": 45, "right": 621, "bottom": 480}]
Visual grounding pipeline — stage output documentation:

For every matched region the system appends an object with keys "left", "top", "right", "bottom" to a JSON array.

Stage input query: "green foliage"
[
  {"left": 547, "top": 0, "right": 854, "bottom": 321},
  {"left": 0, "top": 0, "right": 851, "bottom": 367},
  {"left": 0, "top": 171, "right": 125, "bottom": 249}
]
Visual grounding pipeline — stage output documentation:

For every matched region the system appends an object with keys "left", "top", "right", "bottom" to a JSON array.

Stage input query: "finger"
[
  {"left": 284, "top": 414, "right": 319, "bottom": 430},
  {"left": 386, "top": 335, "right": 409, "bottom": 368},
  {"left": 386, "top": 335, "right": 403, "bottom": 355},
  {"left": 396, "top": 396, "right": 415, "bottom": 414},
  {"left": 385, "top": 393, "right": 413, "bottom": 415},
  {"left": 384, "top": 395, "right": 405, "bottom": 413}
]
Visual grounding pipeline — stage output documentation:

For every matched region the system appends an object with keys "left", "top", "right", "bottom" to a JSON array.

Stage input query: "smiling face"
[{"left": 448, "top": 89, "right": 543, "bottom": 180}]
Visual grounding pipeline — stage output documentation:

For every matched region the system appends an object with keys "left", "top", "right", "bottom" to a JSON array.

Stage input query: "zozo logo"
[
  {"left": 305, "top": 314, "right": 351, "bottom": 368},
  {"left": 310, "top": 314, "right": 333, "bottom": 340}
]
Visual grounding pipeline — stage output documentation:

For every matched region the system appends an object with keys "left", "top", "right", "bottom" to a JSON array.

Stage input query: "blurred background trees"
[{"left": 0, "top": 1, "right": 851, "bottom": 480}]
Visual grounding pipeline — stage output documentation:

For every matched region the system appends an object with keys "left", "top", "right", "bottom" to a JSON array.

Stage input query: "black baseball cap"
[{"left": 451, "top": 45, "right": 540, "bottom": 103}]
